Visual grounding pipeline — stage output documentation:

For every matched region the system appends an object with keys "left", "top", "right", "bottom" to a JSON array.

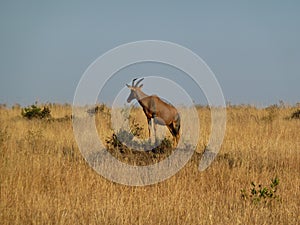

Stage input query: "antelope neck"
[{"left": 136, "top": 89, "right": 148, "bottom": 102}]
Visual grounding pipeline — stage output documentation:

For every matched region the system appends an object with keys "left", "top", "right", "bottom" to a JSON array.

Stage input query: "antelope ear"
[
  {"left": 139, "top": 84, "right": 143, "bottom": 88},
  {"left": 126, "top": 84, "right": 131, "bottom": 88}
]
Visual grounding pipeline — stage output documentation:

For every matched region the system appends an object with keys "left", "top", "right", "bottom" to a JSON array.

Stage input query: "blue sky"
[{"left": 0, "top": 1, "right": 299, "bottom": 106}]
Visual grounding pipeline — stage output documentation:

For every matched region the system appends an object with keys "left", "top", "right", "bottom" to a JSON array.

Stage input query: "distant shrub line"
[{"left": 18, "top": 103, "right": 300, "bottom": 122}]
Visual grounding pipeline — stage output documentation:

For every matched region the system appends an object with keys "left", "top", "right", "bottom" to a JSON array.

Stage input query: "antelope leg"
[{"left": 147, "top": 118, "right": 151, "bottom": 138}]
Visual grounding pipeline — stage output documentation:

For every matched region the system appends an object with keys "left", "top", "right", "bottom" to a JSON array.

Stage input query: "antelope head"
[{"left": 126, "top": 78, "right": 144, "bottom": 103}]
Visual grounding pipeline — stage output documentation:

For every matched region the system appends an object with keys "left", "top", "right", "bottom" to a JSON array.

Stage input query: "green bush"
[
  {"left": 21, "top": 105, "right": 51, "bottom": 119},
  {"left": 241, "top": 177, "right": 280, "bottom": 205}
]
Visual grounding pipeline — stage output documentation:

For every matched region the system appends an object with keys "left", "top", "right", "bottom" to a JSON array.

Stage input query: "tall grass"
[{"left": 0, "top": 104, "right": 299, "bottom": 224}]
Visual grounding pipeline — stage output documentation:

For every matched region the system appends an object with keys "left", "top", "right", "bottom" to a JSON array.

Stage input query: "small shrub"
[
  {"left": 241, "top": 177, "right": 280, "bottom": 205},
  {"left": 106, "top": 121, "right": 144, "bottom": 148},
  {"left": 291, "top": 109, "right": 300, "bottom": 119},
  {"left": 21, "top": 105, "right": 51, "bottom": 119},
  {"left": 106, "top": 127, "right": 173, "bottom": 154}
]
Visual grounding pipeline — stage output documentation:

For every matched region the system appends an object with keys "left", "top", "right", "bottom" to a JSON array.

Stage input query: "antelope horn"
[
  {"left": 132, "top": 78, "right": 138, "bottom": 86},
  {"left": 135, "top": 78, "right": 144, "bottom": 87}
]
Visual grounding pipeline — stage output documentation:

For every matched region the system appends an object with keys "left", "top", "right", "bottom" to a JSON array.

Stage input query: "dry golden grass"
[{"left": 0, "top": 103, "right": 299, "bottom": 224}]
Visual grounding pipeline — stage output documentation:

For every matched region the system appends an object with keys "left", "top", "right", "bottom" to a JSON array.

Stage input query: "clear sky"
[{"left": 0, "top": 1, "right": 299, "bottom": 106}]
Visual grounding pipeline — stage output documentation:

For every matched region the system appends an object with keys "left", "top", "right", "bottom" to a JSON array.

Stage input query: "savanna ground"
[{"left": 0, "top": 103, "right": 299, "bottom": 224}]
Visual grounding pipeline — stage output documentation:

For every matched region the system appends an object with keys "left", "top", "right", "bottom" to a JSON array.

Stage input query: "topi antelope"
[{"left": 126, "top": 78, "right": 181, "bottom": 145}]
